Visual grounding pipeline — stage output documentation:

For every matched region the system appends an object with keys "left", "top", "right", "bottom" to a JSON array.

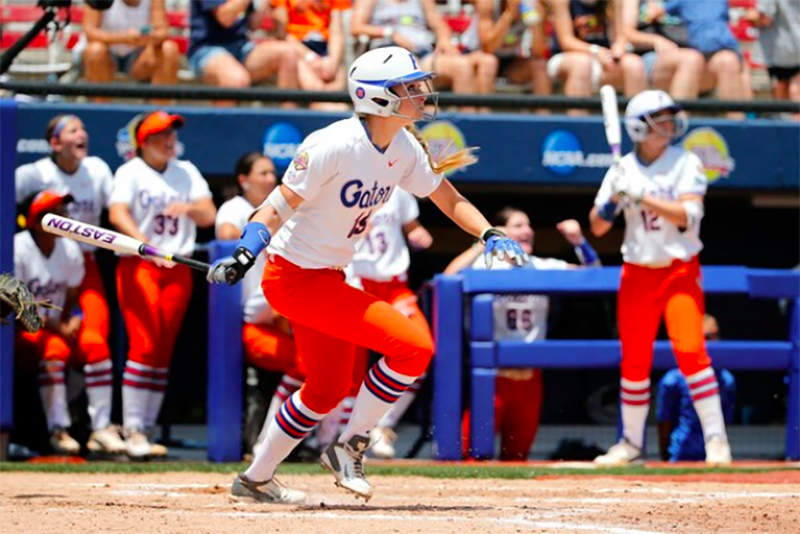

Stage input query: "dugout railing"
[{"left": 432, "top": 268, "right": 800, "bottom": 461}]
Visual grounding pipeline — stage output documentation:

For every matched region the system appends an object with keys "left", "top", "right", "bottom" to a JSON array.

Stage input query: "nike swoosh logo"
[{"left": 388, "top": 159, "right": 399, "bottom": 168}]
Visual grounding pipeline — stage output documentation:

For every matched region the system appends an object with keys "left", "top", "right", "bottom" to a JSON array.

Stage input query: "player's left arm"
[{"left": 638, "top": 193, "right": 702, "bottom": 230}]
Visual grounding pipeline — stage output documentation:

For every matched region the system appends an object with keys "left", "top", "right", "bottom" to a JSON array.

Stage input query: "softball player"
[
  {"left": 215, "top": 152, "right": 306, "bottom": 454},
  {"left": 445, "top": 208, "right": 600, "bottom": 460},
  {"left": 16, "top": 115, "right": 114, "bottom": 349},
  {"left": 347, "top": 187, "right": 434, "bottom": 459},
  {"left": 15, "top": 191, "right": 125, "bottom": 456},
  {"left": 589, "top": 89, "right": 731, "bottom": 466},
  {"left": 109, "top": 111, "right": 217, "bottom": 459},
  {"left": 208, "top": 46, "right": 529, "bottom": 504}
]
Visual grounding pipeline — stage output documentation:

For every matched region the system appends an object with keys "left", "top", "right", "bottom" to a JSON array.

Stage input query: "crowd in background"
[{"left": 1, "top": 0, "right": 798, "bottom": 115}]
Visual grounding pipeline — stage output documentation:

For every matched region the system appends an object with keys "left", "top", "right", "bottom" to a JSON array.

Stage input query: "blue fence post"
[
  {"left": 207, "top": 241, "right": 244, "bottom": 462},
  {"left": 470, "top": 368, "right": 496, "bottom": 459},
  {"left": 0, "top": 99, "right": 18, "bottom": 453},
  {"left": 787, "top": 298, "right": 799, "bottom": 461},
  {"left": 432, "top": 274, "right": 464, "bottom": 460}
]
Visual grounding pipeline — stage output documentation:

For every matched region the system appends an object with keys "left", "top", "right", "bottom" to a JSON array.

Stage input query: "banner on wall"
[{"left": 11, "top": 104, "right": 800, "bottom": 190}]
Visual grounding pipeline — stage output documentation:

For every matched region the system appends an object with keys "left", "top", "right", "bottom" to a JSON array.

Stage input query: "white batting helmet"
[
  {"left": 625, "top": 90, "right": 688, "bottom": 143},
  {"left": 347, "top": 46, "right": 438, "bottom": 120}
]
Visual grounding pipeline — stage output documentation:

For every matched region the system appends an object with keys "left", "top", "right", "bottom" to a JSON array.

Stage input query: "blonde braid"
[{"left": 405, "top": 124, "right": 478, "bottom": 175}]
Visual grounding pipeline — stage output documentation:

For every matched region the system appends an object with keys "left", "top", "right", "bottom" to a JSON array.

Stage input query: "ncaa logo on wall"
[
  {"left": 263, "top": 122, "right": 303, "bottom": 170},
  {"left": 682, "top": 127, "right": 735, "bottom": 183},
  {"left": 541, "top": 130, "right": 613, "bottom": 176}
]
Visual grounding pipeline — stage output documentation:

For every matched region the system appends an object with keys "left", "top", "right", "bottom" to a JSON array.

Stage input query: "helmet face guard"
[
  {"left": 643, "top": 108, "right": 688, "bottom": 140},
  {"left": 386, "top": 74, "right": 439, "bottom": 121}
]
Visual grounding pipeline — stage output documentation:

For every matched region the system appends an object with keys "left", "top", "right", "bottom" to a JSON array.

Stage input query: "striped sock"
[
  {"left": 38, "top": 361, "right": 71, "bottom": 431},
  {"left": 340, "top": 358, "right": 416, "bottom": 443},
  {"left": 686, "top": 367, "right": 727, "bottom": 441},
  {"left": 378, "top": 373, "right": 426, "bottom": 429},
  {"left": 620, "top": 377, "right": 651, "bottom": 450},
  {"left": 84, "top": 359, "right": 114, "bottom": 430},
  {"left": 255, "top": 375, "right": 305, "bottom": 453},
  {"left": 246, "top": 391, "right": 323, "bottom": 481},
  {"left": 122, "top": 361, "right": 168, "bottom": 431}
]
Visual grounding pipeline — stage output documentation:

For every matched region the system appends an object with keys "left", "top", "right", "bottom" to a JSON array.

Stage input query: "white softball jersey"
[
  {"left": 109, "top": 157, "right": 212, "bottom": 257},
  {"left": 15, "top": 157, "right": 113, "bottom": 253},
  {"left": 265, "top": 117, "right": 443, "bottom": 269},
  {"left": 351, "top": 187, "right": 419, "bottom": 282},
  {"left": 471, "top": 255, "right": 570, "bottom": 342},
  {"left": 594, "top": 146, "right": 707, "bottom": 266},
  {"left": 215, "top": 195, "right": 274, "bottom": 325},
  {"left": 15, "top": 231, "right": 85, "bottom": 322}
]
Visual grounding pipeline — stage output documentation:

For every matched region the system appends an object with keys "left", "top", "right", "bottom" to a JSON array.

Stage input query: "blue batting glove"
[
  {"left": 481, "top": 228, "right": 530, "bottom": 269},
  {"left": 207, "top": 222, "right": 271, "bottom": 285}
]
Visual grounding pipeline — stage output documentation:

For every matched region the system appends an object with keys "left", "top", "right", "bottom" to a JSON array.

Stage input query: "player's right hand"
[{"left": 206, "top": 247, "right": 256, "bottom": 285}]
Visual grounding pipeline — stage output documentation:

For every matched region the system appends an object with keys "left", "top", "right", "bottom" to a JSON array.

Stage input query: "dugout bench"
[{"left": 431, "top": 267, "right": 800, "bottom": 461}]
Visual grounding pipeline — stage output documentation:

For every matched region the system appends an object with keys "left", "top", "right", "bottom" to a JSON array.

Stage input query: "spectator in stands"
[
  {"left": 15, "top": 191, "right": 126, "bottom": 457},
  {"left": 109, "top": 111, "right": 217, "bottom": 460},
  {"left": 215, "top": 152, "right": 306, "bottom": 455},
  {"left": 471, "top": 0, "right": 552, "bottom": 98},
  {"left": 350, "top": 0, "right": 498, "bottom": 108},
  {"left": 444, "top": 209, "right": 601, "bottom": 460},
  {"left": 81, "top": 0, "right": 180, "bottom": 103},
  {"left": 749, "top": 0, "right": 800, "bottom": 119},
  {"left": 188, "top": 0, "right": 300, "bottom": 106},
  {"left": 657, "top": 314, "right": 736, "bottom": 462},
  {"left": 271, "top": 0, "right": 351, "bottom": 110},
  {"left": 546, "top": 0, "right": 646, "bottom": 114},
  {"left": 620, "top": 0, "right": 751, "bottom": 117}
]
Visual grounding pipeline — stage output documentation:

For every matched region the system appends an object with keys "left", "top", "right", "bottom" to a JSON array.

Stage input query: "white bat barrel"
[{"left": 41, "top": 214, "right": 144, "bottom": 256}]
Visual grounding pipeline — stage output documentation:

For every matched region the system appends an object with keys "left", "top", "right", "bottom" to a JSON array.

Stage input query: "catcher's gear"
[{"left": 0, "top": 272, "right": 58, "bottom": 333}]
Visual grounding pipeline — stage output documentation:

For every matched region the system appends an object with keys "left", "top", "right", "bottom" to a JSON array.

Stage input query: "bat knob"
[{"left": 225, "top": 266, "right": 241, "bottom": 286}]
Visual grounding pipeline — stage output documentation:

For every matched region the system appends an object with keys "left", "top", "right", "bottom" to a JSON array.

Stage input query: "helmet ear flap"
[{"left": 625, "top": 117, "right": 649, "bottom": 143}]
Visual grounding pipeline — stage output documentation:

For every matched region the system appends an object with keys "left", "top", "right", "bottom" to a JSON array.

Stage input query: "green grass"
[{"left": 1, "top": 461, "right": 796, "bottom": 478}]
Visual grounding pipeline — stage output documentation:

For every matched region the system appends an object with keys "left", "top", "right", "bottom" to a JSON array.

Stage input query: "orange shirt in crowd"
[{"left": 271, "top": 0, "right": 351, "bottom": 41}]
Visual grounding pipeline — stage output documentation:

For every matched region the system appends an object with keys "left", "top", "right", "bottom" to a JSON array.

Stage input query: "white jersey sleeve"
[
  {"left": 594, "top": 167, "right": 618, "bottom": 207},
  {"left": 398, "top": 133, "right": 444, "bottom": 198},
  {"left": 675, "top": 152, "right": 708, "bottom": 197},
  {"left": 280, "top": 132, "right": 340, "bottom": 202},
  {"left": 215, "top": 195, "right": 249, "bottom": 237},
  {"left": 64, "top": 239, "right": 86, "bottom": 288},
  {"left": 109, "top": 163, "right": 137, "bottom": 206},
  {"left": 186, "top": 161, "right": 213, "bottom": 201},
  {"left": 398, "top": 187, "right": 420, "bottom": 224},
  {"left": 96, "top": 158, "right": 115, "bottom": 209},
  {"left": 15, "top": 162, "right": 47, "bottom": 203}
]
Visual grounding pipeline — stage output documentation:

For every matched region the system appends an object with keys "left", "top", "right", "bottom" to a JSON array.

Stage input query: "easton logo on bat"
[{"left": 45, "top": 217, "right": 118, "bottom": 245}]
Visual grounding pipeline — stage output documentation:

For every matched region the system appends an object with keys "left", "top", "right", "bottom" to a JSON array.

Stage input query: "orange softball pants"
[
  {"left": 116, "top": 257, "right": 192, "bottom": 368},
  {"left": 16, "top": 325, "right": 110, "bottom": 366},
  {"left": 347, "top": 277, "right": 434, "bottom": 396},
  {"left": 261, "top": 256, "right": 434, "bottom": 415},
  {"left": 461, "top": 370, "right": 544, "bottom": 461},
  {"left": 242, "top": 322, "right": 305, "bottom": 381},
  {"left": 80, "top": 251, "right": 109, "bottom": 340},
  {"left": 618, "top": 256, "right": 711, "bottom": 382}
]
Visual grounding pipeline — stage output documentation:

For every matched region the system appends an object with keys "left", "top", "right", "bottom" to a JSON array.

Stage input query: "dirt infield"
[{"left": 2, "top": 470, "right": 798, "bottom": 534}]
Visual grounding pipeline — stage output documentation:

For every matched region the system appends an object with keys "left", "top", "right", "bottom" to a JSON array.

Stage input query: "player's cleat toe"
[
  {"left": 49, "top": 426, "right": 80, "bottom": 455},
  {"left": 369, "top": 427, "right": 397, "bottom": 460},
  {"left": 594, "top": 438, "right": 643, "bottom": 466},
  {"left": 320, "top": 435, "right": 373, "bottom": 500},
  {"left": 87, "top": 426, "right": 127, "bottom": 455},
  {"left": 124, "top": 428, "right": 153, "bottom": 459},
  {"left": 230, "top": 473, "right": 306, "bottom": 505},
  {"left": 705, "top": 435, "right": 732, "bottom": 466}
]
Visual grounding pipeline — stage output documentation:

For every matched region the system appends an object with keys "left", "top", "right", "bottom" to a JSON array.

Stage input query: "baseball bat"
[
  {"left": 41, "top": 214, "right": 211, "bottom": 273},
  {"left": 600, "top": 85, "right": 622, "bottom": 164}
]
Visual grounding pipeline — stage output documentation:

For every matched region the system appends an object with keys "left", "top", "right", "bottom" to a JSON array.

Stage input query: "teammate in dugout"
[
  {"left": 215, "top": 152, "right": 306, "bottom": 455},
  {"left": 15, "top": 115, "right": 115, "bottom": 382},
  {"left": 15, "top": 191, "right": 125, "bottom": 456},
  {"left": 444, "top": 208, "right": 601, "bottom": 461},
  {"left": 207, "top": 46, "right": 530, "bottom": 504},
  {"left": 589, "top": 89, "right": 732, "bottom": 466},
  {"left": 109, "top": 111, "right": 217, "bottom": 460}
]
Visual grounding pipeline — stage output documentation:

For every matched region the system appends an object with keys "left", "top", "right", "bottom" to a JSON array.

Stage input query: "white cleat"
[
  {"left": 705, "top": 435, "right": 732, "bottom": 466},
  {"left": 320, "top": 435, "right": 373, "bottom": 501},
  {"left": 594, "top": 438, "right": 644, "bottom": 467},
  {"left": 124, "top": 428, "right": 154, "bottom": 460},
  {"left": 87, "top": 426, "right": 127, "bottom": 455},
  {"left": 230, "top": 473, "right": 307, "bottom": 505},
  {"left": 49, "top": 426, "right": 80, "bottom": 455},
  {"left": 369, "top": 427, "right": 397, "bottom": 460}
]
